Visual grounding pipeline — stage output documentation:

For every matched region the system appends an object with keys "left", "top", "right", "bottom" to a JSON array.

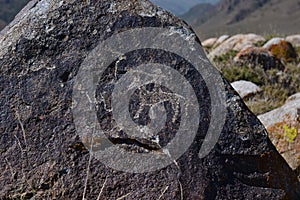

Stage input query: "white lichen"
[
  {"left": 167, "top": 26, "right": 197, "bottom": 51},
  {"left": 108, "top": 2, "right": 117, "bottom": 14}
]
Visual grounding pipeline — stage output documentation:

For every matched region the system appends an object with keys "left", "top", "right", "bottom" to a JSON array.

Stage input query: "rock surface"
[
  {"left": 212, "top": 34, "right": 230, "bottom": 48},
  {"left": 0, "top": 0, "right": 300, "bottom": 199},
  {"left": 259, "top": 93, "right": 300, "bottom": 131},
  {"left": 231, "top": 80, "right": 261, "bottom": 98},
  {"left": 268, "top": 40, "right": 298, "bottom": 62},
  {"left": 262, "top": 38, "right": 298, "bottom": 62},
  {"left": 202, "top": 37, "right": 217, "bottom": 48},
  {"left": 234, "top": 47, "right": 285, "bottom": 71},
  {"left": 263, "top": 38, "right": 285, "bottom": 49},
  {"left": 259, "top": 93, "right": 300, "bottom": 173},
  {"left": 286, "top": 35, "right": 300, "bottom": 48},
  {"left": 208, "top": 34, "right": 265, "bottom": 59}
]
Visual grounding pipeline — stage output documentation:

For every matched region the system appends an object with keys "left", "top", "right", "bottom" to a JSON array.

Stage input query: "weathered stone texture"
[{"left": 0, "top": 0, "right": 299, "bottom": 199}]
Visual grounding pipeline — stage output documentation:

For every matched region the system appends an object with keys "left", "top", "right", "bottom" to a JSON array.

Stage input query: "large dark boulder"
[{"left": 0, "top": 0, "right": 299, "bottom": 199}]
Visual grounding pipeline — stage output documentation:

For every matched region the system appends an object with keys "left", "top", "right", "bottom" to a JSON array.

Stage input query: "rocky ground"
[{"left": 203, "top": 34, "right": 300, "bottom": 180}]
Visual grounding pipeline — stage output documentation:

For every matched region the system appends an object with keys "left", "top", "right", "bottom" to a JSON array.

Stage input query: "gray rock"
[
  {"left": 202, "top": 37, "right": 217, "bottom": 48},
  {"left": 209, "top": 33, "right": 265, "bottom": 59},
  {"left": 263, "top": 39, "right": 298, "bottom": 62},
  {"left": 286, "top": 35, "right": 300, "bottom": 48},
  {"left": 0, "top": 0, "right": 299, "bottom": 199},
  {"left": 258, "top": 93, "right": 300, "bottom": 173},
  {"left": 212, "top": 34, "right": 230, "bottom": 48},
  {"left": 259, "top": 93, "right": 300, "bottom": 129},
  {"left": 234, "top": 47, "right": 285, "bottom": 71},
  {"left": 231, "top": 80, "right": 261, "bottom": 98},
  {"left": 263, "top": 37, "right": 285, "bottom": 49}
]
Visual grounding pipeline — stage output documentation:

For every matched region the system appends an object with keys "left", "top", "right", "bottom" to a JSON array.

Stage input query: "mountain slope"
[
  {"left": 150, "top": 0, "right": 219, "bottom": 15},
  {"left": 181, "top": 0, "right": 300, "bottom": 39},
  {"left": 0, "top": 0, "right": 221, "bottom": 30},
  {"left": 181, "top": 3, "right": 215, "bottom": 24}
]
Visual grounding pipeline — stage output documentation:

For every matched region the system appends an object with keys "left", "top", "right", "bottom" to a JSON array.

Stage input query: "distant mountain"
[
  {"left": 181, "top": 3, "right": 215, "bottom": 25},
  {"left": 150, "top": 0, "right": 220, "bottom": 15},
  {"left": 2, "top": 0, "right": 299, "bottom": 40},
  {"left": 0, "top": 0, "right": 30, "bottom": 30},
  {"left": 181, "top": 0, "right": 300, "bottom": 39},
  {"left": 0, "top": 0, "right": 220, "bottom": 31}
]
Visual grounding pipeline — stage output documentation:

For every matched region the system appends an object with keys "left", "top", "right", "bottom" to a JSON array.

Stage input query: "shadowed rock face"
[{"left": 0, "top": 0, "right": 299, "bottom": 199}]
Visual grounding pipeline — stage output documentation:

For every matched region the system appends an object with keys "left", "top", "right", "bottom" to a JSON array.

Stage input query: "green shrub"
[
  {"left": 212, "top": 47, "right": 300, "bottom": 115},
  {"left": 222, "top": 65, "right": 263, "bottom": 85},
  {"left": 213, "top": 50, "right": 238, "bottom": 64}
]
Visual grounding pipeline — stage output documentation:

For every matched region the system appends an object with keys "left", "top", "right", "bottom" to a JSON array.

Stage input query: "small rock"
[
  {"left": 286, "top": 35, "right": 300, "bottom": 48},
  {"left": 233, "top": 33, "right": 265, "bottom": 51},
  {"left": 231, "top": 80, "right": 261, "bottom": 98},
  {"left": 212, "top": 34, "right": 230, "bottom": 48},
  {"left": 209, "top": 33, "right": 265, "bottom": 59},
  {"left": 268, "top": 40, "right": 298, "bottom": 62},
  {"left": 202, "top": 37, "right": 217, "bottom": 48},
  {"left": 286, "top": 93, "right": 300, "bottom": 103},
  {"left": 259, "top": 93, "right": 300, "bottom": 129},
  {"left": 263, "top": 37, "right": 298, "bottom": 62},
  {"left": 263, "top": 37, "right": 285, "bottom": 49},
  {"left": 234, "top": 47, "right": 285, "bottom": 71}
]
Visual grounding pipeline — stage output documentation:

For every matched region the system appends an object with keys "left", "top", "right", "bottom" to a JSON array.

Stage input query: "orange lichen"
[
  {"left": 267, "top": 114, "right": 299, "bottom": 143},
  {"left": 269, "top": 41, "right": 298, "bottom": 62}
]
